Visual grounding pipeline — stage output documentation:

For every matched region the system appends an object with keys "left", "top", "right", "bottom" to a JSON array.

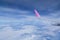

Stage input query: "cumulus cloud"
[
  {"left": 0, "top": 25, "right": 38, "bottom": 40},
  {"left": 0, "top": 6, "right": 60, "bottom": 40},
  {"left": 0, "top": 14, "right": 60, "bottom": 40}
]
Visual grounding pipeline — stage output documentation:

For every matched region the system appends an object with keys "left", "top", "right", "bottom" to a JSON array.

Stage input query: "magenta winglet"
[{"left": 34, "top": 9, "right": 40, "bottom": 18}]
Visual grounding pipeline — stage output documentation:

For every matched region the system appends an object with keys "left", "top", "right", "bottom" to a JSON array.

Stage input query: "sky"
[{"left": 0, "top": 0, "right": 60, "bottom": 40}]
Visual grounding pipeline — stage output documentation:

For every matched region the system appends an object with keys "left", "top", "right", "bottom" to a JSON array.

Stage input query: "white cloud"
[
  {"left": 0, "top": 7, "right": 31, "bottom": 15},
  {"left": 0, "top": 15, "right": 60, "bottom": 40},
  {"left": 0, "top": 25, "right": 39, "bottom": 40},
  {"left": 0, "top": 7, "right": 60, "bottom": 40},
  {"left": 48, "top": 11, "right": 60, "bottom": 18}
]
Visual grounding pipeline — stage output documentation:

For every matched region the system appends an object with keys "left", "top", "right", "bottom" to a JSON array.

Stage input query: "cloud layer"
[{"left": 0, "top": 7, "right": 60, "bottom": 40}]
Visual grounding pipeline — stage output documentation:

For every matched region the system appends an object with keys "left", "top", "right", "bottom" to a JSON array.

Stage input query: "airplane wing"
[{"left": 34, "top": 9, "right": 40, "bottom": 18}]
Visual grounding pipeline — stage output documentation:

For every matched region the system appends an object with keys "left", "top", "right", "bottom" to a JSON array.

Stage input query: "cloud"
[
  {"left": 0, "top": 25, "right": 38, "bottom": 40},
  {"left": 0, "top": 7, "right": 60, "bottom": 40},
  {"left": 0, "top": 7, "right": 32, "bottom": 18},
  {"left": 48, "top": 11, "right": 60, "bottom": 18}
]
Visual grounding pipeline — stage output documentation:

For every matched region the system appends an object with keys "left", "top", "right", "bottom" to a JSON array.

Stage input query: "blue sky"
[
  {"left": 0, "top": 0, "right": 60, "bottom": 15},
  {"left": 0, "top": 0, "right": 60, "bottom": 40}
]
